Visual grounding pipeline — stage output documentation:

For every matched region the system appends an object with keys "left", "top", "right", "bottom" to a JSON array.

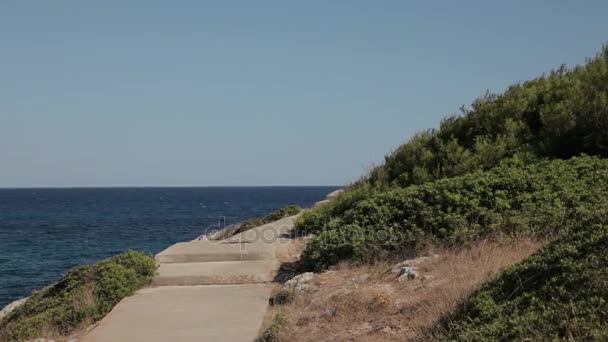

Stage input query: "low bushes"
[
  {"left": 0, "top": 250, "right": 156, "bottom": 342},
  {"left": 299, "top": 156, "right": 608, "bottom": 271},
  {"left": 263, "top": 205, "right": 301, "bottom": 223},
  {"left": 442, "top": 214, "right": 608, "bottom": 341},
  {"left": 295, "top": 184, "right": 377, "bottom": 235},
  {"left": 269, "top": 289, "right": 295, "bottom": 306}
]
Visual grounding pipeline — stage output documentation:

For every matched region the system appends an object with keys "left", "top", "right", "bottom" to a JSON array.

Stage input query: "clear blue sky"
[{"left": 1, "top": 1, "right": 607, "bottom": 187}]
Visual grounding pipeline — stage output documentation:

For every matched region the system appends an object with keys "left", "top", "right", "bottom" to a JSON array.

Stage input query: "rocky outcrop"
[
  {"left": 396, "top": 267, "right": 418, "bottom": 282},
  {"left": 391, "top": 255, "right": 440, "bottom": 282},
  {"left": 284, "top": 272, "right": 315, "bottom": 292},
  {"left": 0, "top": 297, "right": 28, "bottom": 321},
  {"left": 199, "top": 224, "right": 243, "bottom": 241}
]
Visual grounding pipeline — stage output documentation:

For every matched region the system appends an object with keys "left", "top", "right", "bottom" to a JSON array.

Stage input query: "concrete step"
[
  {"left": 152, "top": 260, "right": 276, "bottom": 286},
  {"left": 83, "top": 285, "right": 271, "bottom": 342},
  {"left": 83, "top": 213, "right": 305, "bottom": 342},
  {"left": 156, "top": 240, "right": 275, "bottom": 263}
]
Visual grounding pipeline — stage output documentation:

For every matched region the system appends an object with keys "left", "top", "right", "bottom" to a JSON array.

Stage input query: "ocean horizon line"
[{"left": 0, "top": 185, "right": 343, "bottom": 190}]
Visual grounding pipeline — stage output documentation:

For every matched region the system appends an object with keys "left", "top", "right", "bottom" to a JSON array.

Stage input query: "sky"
[{"left": 1, "top": 1, "right": 607, "bottom": 187}]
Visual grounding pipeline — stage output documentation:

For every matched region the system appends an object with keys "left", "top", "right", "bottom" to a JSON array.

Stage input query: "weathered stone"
[
  {"left": 391, "top": 254, "right": 440, "bottom": 281},
  {"left": 390, "top": 255, "right": 438, "bottom": 272},
  {"left": 0, "top": 297, "right": 28, "bottom": 321},
  {"left": 395, "top": 266, "right": 416, "bottom": 277},
  {"left": 284, "top": 272, "right": 315, "bottom": 292},
  {"left": 200, "top": 224, "right": 243, "bottom": 241},
  {"left": 397, "top": 268, "right": 418, "bottom": 282}
]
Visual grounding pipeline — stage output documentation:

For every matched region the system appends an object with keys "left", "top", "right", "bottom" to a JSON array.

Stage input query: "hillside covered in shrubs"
[
  {"left": 292, "top": 46, "right": 608, "bottom": 339},
  {"left": 299, "top": 156, "right": 608, "bottom": 271},
  {"left": 442, "top": 214, "right": 608, "bottom": 340},
  {"left": 0, "top": 251, "right": 156, "bottom": 342},
  {"left": 297, "top": 46, "right": 608, "bottom": 236},
  {"left": 370, "top": 47, "right": 608, "bottom": 188}
]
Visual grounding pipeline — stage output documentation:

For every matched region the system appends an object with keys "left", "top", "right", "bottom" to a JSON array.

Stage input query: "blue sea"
[{"left": 0, "top": 187, "right": 338, "bottom": 308}]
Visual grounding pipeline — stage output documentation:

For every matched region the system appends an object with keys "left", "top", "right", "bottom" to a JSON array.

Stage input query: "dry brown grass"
[
  {"left": 258, "top": 233, "right": 310, "bottom": 338},
  {"left": 264, "top": 236, "right": 546, "bottom": 342}
]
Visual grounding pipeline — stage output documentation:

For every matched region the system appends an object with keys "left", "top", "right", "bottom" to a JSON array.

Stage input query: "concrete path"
[
  {"left": 84, "top": 285, "right": 270, "bottom": 342},
  {"left": 84, "top": 215, "right": 297, "bottom": 342}
]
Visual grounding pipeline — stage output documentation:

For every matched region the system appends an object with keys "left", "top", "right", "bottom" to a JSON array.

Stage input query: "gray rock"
[
  {"left": 0, "top": 297, "right": 28, "bottom": 321},
  {"left": 391, "top": 254, "right": 440, "bottom": 282},
  {"left": 201, "top": 224, "right": 243, "bottom": 241},
  {"left": 390, "top": 255, "right": 438, "bottom": 272},
  {"left": 397, "top": 268, "right": 418, "bottom": 282},
  {"left": 395, "top": 266, "right": 416, "bottom": 278},
  {"left": 284, "top": 272, "right": 315, "bottom": 292}
]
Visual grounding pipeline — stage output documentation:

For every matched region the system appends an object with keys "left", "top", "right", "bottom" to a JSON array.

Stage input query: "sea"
[{"left": 0, "top": 186, "right": 338, "bottom": 308}]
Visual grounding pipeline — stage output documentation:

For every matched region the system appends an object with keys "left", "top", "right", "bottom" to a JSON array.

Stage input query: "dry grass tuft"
[
  {"left": 23, "top": 286, "right": 98, "bottom": 342},
  {"left": 265, "top": 236, "right": 546, "bottom": 342}
]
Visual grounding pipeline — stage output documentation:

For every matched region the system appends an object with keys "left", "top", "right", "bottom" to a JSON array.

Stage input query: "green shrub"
[
  {"left": 238, "top": 217, "right": 265, "bottom": 231},
  {"left": 263, "top": 204, "right": 301, "bottom": 223},
  {"left": 94, "top": 263, "right": 140, "bottom": 315},
  {"left": 300, "top": 224, "right": 368, "bottom": 272},
  {"left": 299, "top": 156, "right": 608, "bottom": 271},
  {"left": 256, "top": 313, "right": 288, "bottom": 342},
  {"left": 442, "top": 214, "right": 608, "bottom": 341},
  {"left": 269, "top": 290, "right": 295, "bottom": 306},
  {"left": 0, "top": 250, "right": 156, "bottom": 341},
  {"left": 295, "top": 183, "right": 377, "bottom": 235}
]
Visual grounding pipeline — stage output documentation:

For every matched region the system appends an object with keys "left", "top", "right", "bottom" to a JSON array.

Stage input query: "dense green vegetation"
[
  {"left": 296, "top": 45, "right": 608, "bottom": 235},
  {"left": 296, "top": 47, "right": 608, "bottom": 269},
  {"left": 299, "top": 156, "right": 608, "bottom": 271},
  {"left": 291, "top": 46, "right": 608, "bottom": 339},
  {"left": 443, "top": 214, "right": 608, "bottom": 341},
  {"left": 0, "top": 251, "right": 156, "bottom": 342},
  {"left": 372, "top": 46, "right": 608, "bottom": 188}
]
